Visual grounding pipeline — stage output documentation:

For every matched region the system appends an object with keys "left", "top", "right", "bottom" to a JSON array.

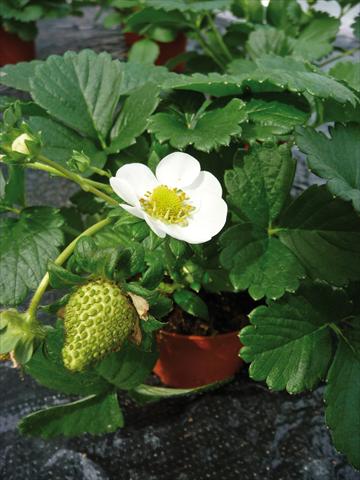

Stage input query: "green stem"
[
  {"left": 2, "top": 205, "right": 21, "bottom": 214},
  {"left": 318, "top": 47, "right": 360, "bottom": 68},
  {"left": 29, "top": 162, "right": 112, "bottom": 192},
  {"left": 27, "top": 217, "right": 111, "bottom": 320},
  {"left": 192, "top": 26, "right": 226, "bottom": 71},
  {"left": 206, "top": 14, "right": 232, "bottom": 62},
  {"left": 37, "top": 155, "right": 118, "bottom": 206}
]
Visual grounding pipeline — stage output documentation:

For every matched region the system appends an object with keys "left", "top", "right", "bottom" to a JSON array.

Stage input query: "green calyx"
[
  {"left": 0, "top": 309, "right": 48, "bottom": 364},
  {"left": 62, "top": 279, "right": 138, "bottom": 372}
]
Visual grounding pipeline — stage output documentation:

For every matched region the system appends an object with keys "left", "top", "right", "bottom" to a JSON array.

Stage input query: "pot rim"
[{"left": 157, "top": 329, "right": 240, "bottom": 341}]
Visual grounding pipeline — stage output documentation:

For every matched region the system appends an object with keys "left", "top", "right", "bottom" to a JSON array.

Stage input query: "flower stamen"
[{"left": 140, "top": 185, "right": 195, "bottom": 226}]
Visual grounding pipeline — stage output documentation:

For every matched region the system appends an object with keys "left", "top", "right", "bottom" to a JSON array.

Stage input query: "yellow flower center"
[{"left": 140, "top": 185, "right": 195, "bottom": 226}]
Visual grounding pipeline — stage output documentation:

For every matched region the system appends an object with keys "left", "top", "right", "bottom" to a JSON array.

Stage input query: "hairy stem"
[
  {"left": 206, "top": 14, "right": 232, "bottom": 62},
  {"left": 27, "top": 217, "right": 112, "bottom": 320},
  {"left": 192, "top": 26, "right": 226, "bottom": 71}
]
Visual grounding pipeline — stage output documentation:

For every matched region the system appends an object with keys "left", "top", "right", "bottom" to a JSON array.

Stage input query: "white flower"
[
  {"left": 11, "top": 133, "right": 32, "bottom": 155},
  {"left": 110, "top": 152, "right": 228, "bottom": 244}
]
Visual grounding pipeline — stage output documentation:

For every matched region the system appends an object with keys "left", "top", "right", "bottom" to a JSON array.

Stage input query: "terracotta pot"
[
  {"left": 0, "top": 27, "right": 35, "bottom": 67},
  {"left": 124, "top": 31, "right": 187, "bottom": 72},
  {"left": 153, "top": 330, "right": 243, "bottom": 388}
]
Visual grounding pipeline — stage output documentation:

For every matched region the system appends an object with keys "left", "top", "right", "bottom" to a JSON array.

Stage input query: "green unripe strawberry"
[{"left": 62, "top": 279, "right": 138, "bottom": 372}]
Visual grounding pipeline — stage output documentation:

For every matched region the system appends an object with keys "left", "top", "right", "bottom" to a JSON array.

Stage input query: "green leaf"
[
  {"left": 27, "top": 324, "right": 110, "bottom": 396},
  {"left": 48, "top": 261, "right": 84, "bottom": 289},
  {"left": 96, "top": 341, "right": 157, "bottom": 390},
  {"left": 291, "top": 15, "right": 340, "bottom": 61},
  {"left": 0, "top": 207, "right": 64, "bottom": 306},
  {"left": 220, "top": 223, "right": 305, "bottom": 300},
  {"left": 2, "top": 165, "right": 25, "bottom": 206},
  {"left": 225, "top": 143, "right": 295, "bottom": 228},
  {"left": 278, "top": 185, "right": 360, "bottom": 286},
  {"left": 173, "top": 289, "right": 209, "bottom": 320},
  {"left": 246, "top": 27, "right": 290, "bottom": 60},
  {"left": 73, "top": 236, "right": 123, "bottom": 278},
  {"left": 30, "top": 51, "right": 123, "bottom": 144},
  {"left": 0, "top": 60, "right": 43, "bottom": 92},
  {"left": 28, "top": 117, "right": 107, "bottom": 175},
  {"left": 325, "top": 319, "right": 360, "bottom": 469},
  {"left": 108, "top": 83, "right": 160, "bottom": 153},
  {"left": 245, "top": 99, "right": 308, "bottom": 135},
  {"left": 148, "top": 98, "right": 247, "bottom": 152},
  {"left": 168, "top": 55, "right": 357, "bottom": 105},
  {"left": 128, "top": 39, "right": 160, "bottom": 64},
  {"left": 240, "top": 283, "right": 350, "bottom": 393},
  {"left": 19, "top": 392, "right": 123, "bottom": 438},
  {"left": 145, "top": 0, "right": 231, "bottom": 12},
  {"left": 296, "top": 124, "right": 360, "bottom": 212},
  {"left": 329, "top": 61, "right": 360, "bottom": 93},
  {"left": 352, "top": 14, "right": 360, "bottom": 40}
]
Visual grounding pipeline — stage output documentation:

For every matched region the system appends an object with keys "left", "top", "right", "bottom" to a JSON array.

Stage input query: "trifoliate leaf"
[
  {"left": 325, "top": 318, "right": 360, "bottom": 470},
  {"left": 240, "top": 283, "right": 350, "bottom": 393},
  {"left": 148, "top": 98, "right": 247, "bottom": 152},
  {"left": 108, "top": 83, "right": 160, "bottom": 153},
  {"left": 0, "top": 207, "right": 64, "bottom": 306},
  {"left": 225, "top": 143, "right": 295, "bottom": 228},
  {"left": 329, "top": 61, "right": 360, "bottom": 93},
  {"left": 278, "top": 186, "right": 360, "bottom": 286},
  {"left": 296, "top": 124, "right": 360, "bottom": 212},
  {"left": 30, "top": 50, "right": 123, "bottom": 144},
  {"left": 19, "top": 392, "right": 123, "bottom": 438},
  {"left": 220, "top": 223, "right": 305, "bottom": 300}
]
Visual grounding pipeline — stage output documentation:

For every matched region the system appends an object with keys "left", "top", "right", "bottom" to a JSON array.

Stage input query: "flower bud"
[{"left": 11, "top": 133, "right": 32, "bottom": 155}]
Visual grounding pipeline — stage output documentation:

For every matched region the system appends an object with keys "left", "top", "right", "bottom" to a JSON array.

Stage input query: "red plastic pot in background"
[
  {"left": 124, "top": 31, "right": 187, "bottom": 72},
  {"left": 153, "top": 330, "right": 243, "bottom": 388},
  {"left": 0, "top": 27, "right": 35, "bottom": 67}
]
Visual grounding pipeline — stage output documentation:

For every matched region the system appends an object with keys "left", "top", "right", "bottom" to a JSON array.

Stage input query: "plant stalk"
[
  {"left": 318, "top": 47, "right": 360, "bottom": 68},
  {"left": 206, "top": 14, "right": 232, "bottom": 62}
]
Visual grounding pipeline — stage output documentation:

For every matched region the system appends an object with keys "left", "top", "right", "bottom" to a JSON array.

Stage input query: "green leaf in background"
[
  {"left": 146, "top": 0, "right": 232, "bottom": 12},
  {"left": 27, "top": 324, "right": 110, "bottom": 396},
  {"left": 245, "top": 99, "right": 308, "bottom": 136},
  {"left": 96, "top": 341, "right": 158, "bottom": 390},
  {"left": 329, "top": 61, "right": 360, "bottom": 93},
  {"left": 352, "top": 14, "right": 360, "bottom": 40},
  {"left": 325, "top": 318, "right": 360, "bottom": 470},
  {"left": 225, "top": 143, "right": 295, "bottom": 228},
  {"left": 246, "top": 27, "right": 290, "bottom": 60},
  {"left": 30, "top": 50, "right": 123, "bottom": 145},
  {"left": 148, "top": 98, "right": 247, "bottom": 152},
  {"left": 19, "top": 392, "right": 123, "bottom": 438},
  {"left": 0, "top": 60, "right": 43, "bottom": 92},
  {"left": 1, "top": 165, "right": 25, "bottom": 208},
  {"left": 278, "top": 185, "right": 360, "bottom": 286},
  {"left": 220, "top": 223, "right": 305, "bottom": 300},
  {"left": 173, "top": 289, "right": 209, "bottom": 320},
  {"left": 28, "top": 116, "right": 107, "bottom": 175},
  {"left": 128, "top": 39, "right": 160, "bottom": 64},
  {"left": 296, "top": 124, "right": 360, "bottom": 212},
  {"left": 108, "top": 83, "right": 160, "bottom": 153},
  {"left": 240, "top": 283, "right": 351, "bottom": 393},
  {"left": 290, "top": 14, "right": 340, "bottom": 61},
  {"left": 0, "top": 207, "right": 64, "bottom": 306}
]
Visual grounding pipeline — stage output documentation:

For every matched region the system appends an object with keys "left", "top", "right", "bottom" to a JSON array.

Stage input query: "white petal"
[
  {"left": 120, "top": 204, "right": 144, "bottom": 219},
  {"left": 110, "top": 177, "right": 138, "bottom": 206},
  {"left": 143, "top": 214, "right": 166, "bottom": 238},
  {"left": 185, "top": 171, "right": 222, "bottom": 197},
  {"left": 113, "top": 163, "right": 157, "bottom": 198},
  {"left": 156, "top": 152, "right": 201, "bottom": 188},
  {"left": 163, "top": 194, "right": 228, "bottom": 244}
]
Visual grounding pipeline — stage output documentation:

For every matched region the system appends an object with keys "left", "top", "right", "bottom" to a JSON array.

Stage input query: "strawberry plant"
[{"left": 0, "top": 40, "right": 359, "bottom": 471}]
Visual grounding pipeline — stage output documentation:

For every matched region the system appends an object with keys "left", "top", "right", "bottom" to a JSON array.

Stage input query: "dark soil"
[{"left": 164, "top": 291, "right": 261, "bottom": 336}]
